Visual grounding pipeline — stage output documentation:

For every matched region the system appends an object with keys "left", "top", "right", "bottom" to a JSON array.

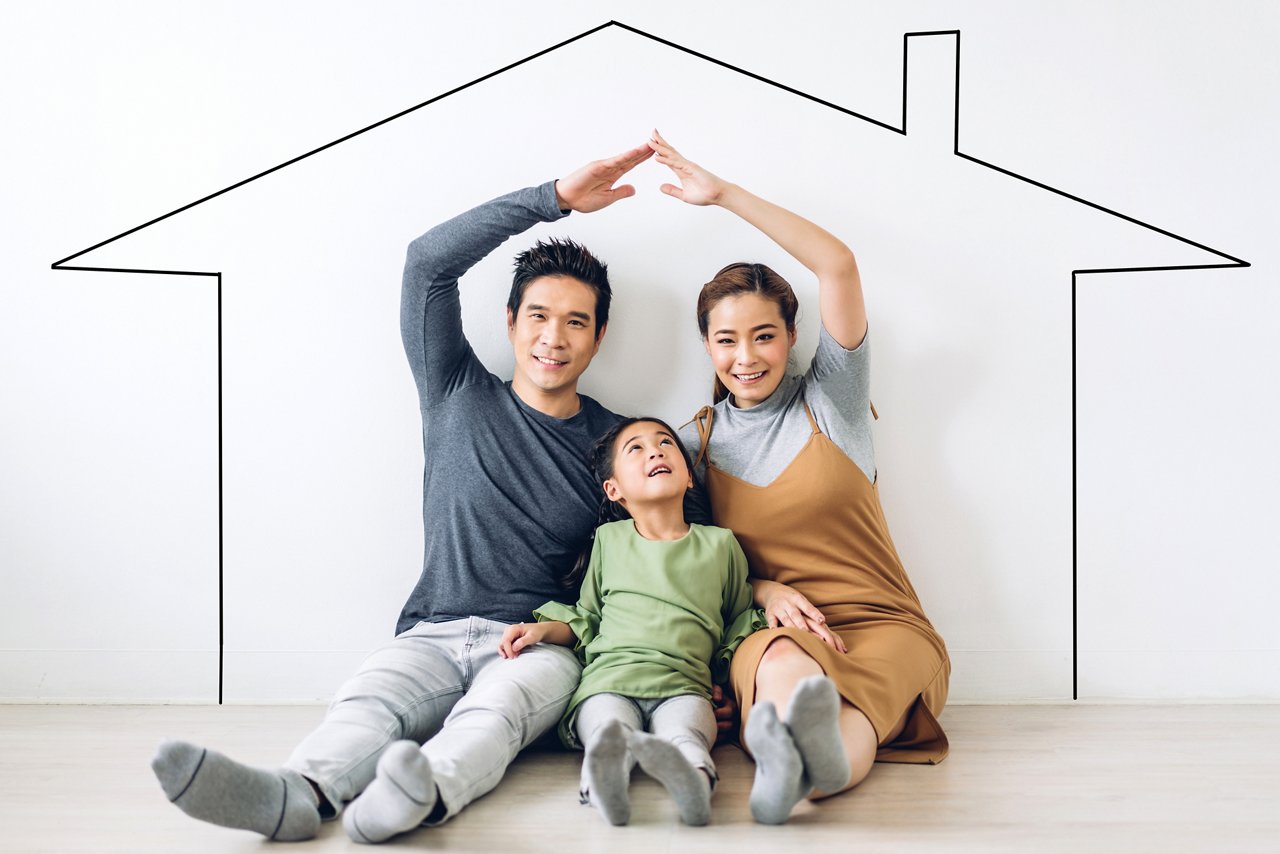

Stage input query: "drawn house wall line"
[{"left": 50, "top": 21, "right": 1249, "bottom": 703}]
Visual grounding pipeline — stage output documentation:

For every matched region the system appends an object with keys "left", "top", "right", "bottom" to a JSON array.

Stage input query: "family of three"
[{"left": 151, "top": 132, "right": 950, "bottom": 842}]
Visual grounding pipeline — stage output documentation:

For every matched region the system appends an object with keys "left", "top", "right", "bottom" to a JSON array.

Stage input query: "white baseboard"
[
  {"left": 1077, "top": 649, "right": 1280, "bottom": 700},
  {"left": 221, "top": 650, "right": 372, "bottom": 702},
  {"left": 0, "top": 649, "right": 218, "bottom": 702},
  {"left": 946, "top": 649, "right": 1073, "bottom": 702},
  {"left": 3, "top": 648, "right": 1275, "bottom": 703}
]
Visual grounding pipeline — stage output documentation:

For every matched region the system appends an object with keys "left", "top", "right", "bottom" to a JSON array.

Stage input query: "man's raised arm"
[{"left": 400, "top": 143, "right": 654, "bottom": 404}]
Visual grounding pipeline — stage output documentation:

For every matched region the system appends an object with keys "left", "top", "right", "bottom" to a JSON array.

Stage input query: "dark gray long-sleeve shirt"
[{"left": 395, "top": 181, "right": 621, "bottom": 634}]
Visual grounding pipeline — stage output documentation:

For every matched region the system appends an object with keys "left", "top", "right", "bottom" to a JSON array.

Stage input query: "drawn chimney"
[{"left": 904, "top": 31, "right": 960, "bottom": 150}]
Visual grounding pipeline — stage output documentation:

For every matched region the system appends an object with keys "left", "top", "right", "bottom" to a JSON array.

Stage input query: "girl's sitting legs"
[
  {"left": 574, "top": 694, "right": 642, "bottom": 826},
  {"left": 629, "top": 694, "right": 716, "bottom": 826},
  {"left": 573, "top": 693, "right": 720, "bottom": 826}
]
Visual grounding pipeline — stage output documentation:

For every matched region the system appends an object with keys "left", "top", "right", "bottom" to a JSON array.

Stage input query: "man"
[{"left": 151, "top": 144, "right": 653, "bottom": 842}]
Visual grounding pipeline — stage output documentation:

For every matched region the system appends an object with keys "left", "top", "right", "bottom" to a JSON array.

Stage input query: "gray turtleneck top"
[{"left": 679, "top": 326, "right": 875, "bottom": 501}]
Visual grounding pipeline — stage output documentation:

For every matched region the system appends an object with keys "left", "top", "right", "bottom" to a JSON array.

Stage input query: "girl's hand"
[
  {"left": 711, "top": 684, "right": 738, "bottom": 742},
  {"left": 759, "top": 580, "right": 848, "bottom": 654},
  {"left": 499, "top": 622, "right": 546, "bottom": 659},
  {"left": 648, "top": 129, "right": 729, "bottom": 207}
]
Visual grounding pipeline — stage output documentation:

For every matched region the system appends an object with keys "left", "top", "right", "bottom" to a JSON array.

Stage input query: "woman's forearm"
[
  {"left": 716, "top": 183, "right": 867, "bottom": 349},
  {"left": 716, "top": 183, "right": 856, "bottom": 280}
]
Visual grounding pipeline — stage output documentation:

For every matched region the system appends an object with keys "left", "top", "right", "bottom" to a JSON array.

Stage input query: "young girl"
[{"left": 499, "top": 416, "right": 764, "bottom": 827}]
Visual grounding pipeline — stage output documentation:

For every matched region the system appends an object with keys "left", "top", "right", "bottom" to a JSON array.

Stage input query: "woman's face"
[{"left": 703, "top": 293, "right": 796, "bottom": 409}]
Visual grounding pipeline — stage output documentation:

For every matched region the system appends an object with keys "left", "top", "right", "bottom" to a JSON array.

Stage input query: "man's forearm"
[{"left": 400, "top": 181, "right": 568, "bottom": 392}]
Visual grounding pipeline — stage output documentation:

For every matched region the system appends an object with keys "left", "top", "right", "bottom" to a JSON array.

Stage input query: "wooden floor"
[{"left": 2, "top": 703, "right": 1277, "bottom": 853}]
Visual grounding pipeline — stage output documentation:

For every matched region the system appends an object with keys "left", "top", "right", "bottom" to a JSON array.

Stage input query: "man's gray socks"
[
  {"left": 744, "top": 701, "right": 809, "bottom": 825},
  {"left": 342, "top": 740, "right": 438, "bottom": 844},
  {"left": 583, "top": 719, "right": 632, "bottom": 825},
  {"left": 627, "top": 731, "right": 712, "bottom": 826},
  {"left": 785, "top": 675, "right": 852, "bottom": 793},
  {"left": 151, "top": 740, "right": 320, "bottom": 841}
]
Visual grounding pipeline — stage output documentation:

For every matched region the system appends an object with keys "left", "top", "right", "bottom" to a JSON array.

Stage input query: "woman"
[{"left": 651, "top": 130, "right": 950, "bottom": 824}]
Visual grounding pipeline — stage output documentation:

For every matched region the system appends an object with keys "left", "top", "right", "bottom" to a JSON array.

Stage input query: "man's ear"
[
  {"left": 592, "top": 322, "right": 608, "bottom": 355},
  {"left": 506, "top": 307, "right": 516, "bottom": 339},
  {"left": 602, "top": 478, "right": 623, "bottom": 504}
]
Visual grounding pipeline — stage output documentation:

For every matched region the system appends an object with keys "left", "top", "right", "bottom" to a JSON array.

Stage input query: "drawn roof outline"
[{"left": 50, "top": 21, "right": 1250, "bottom": 703}]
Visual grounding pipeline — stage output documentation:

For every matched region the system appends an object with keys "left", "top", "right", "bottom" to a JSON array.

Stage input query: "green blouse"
[{"left": 533, "top": 520, "right": 767, "bottom": 746}]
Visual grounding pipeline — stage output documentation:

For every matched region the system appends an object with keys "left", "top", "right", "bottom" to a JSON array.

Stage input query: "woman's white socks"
[{"left": 785, "top": 675, "right": 852, "bottom": 793}]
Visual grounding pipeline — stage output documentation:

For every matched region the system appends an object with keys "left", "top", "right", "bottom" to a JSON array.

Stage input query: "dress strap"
[
  {"left": 801, "top": 399, "right": 821, "bottom": 435},
  {"left": 692, "top": 405, "right": 715, "bottom": 471}
]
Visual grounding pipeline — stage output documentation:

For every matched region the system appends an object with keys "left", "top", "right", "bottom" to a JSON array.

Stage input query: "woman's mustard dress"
[{"left": 694, "top": 401, "right": 949, "bottom": 763}]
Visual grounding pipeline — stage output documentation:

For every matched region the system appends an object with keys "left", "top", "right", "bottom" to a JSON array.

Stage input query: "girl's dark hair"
[
  {"left": 696, "top": 262, "right": 799, "bottom": 403},
  {"left": 562, "top": 416, "right": 694, "bottom": 589}
]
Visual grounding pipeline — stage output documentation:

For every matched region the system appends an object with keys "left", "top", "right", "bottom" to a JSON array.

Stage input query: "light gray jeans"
[
  {"left": 283, "top": 617, "right": 580, "bottom": 823},
  {"left": 573, "top": 692, "right": 718, "bottom": 799}
]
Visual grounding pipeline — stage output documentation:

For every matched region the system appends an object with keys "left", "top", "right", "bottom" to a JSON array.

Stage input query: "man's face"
[{"left": 507, "top": 275, "right": 604, "bottom": 401}]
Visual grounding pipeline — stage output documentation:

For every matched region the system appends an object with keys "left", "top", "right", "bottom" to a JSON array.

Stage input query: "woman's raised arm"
[{"left": 648, "top": 130, "right": 867, "bottom": 349}]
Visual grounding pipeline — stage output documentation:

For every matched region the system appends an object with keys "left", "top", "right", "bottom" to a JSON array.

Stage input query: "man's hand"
[
  {"left": 555, "top": 142, "right": 654, "bottom": 213},
  {"left": 758, "top": 580, "right": 848, "bottom": 654},
  {"left": 711, "top": 684, "right": 738, "bottom": 744}
]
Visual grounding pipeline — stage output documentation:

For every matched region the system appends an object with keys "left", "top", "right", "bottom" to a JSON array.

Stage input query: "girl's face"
[
  {"left": 703, "top": 293, "right": 796, "bottom": 409},
  {"left": 602, "top": 422, "right": 693, "bottom": 508}
]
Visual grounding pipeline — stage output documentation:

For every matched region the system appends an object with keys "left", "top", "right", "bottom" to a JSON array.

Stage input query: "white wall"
[{"left": 2, "top": 1, "right": 1277, "bottom": 702}]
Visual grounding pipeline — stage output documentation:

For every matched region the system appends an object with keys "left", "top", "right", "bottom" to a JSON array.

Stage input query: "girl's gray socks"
[
  {"left": 627, "top": 731, "right": 712, "bottom": 826},
  {"left": 583, "top": 719, "right": 632, "bottom": 825},
  {"left": 785, "top": 675, "right": 852, "bottom": 793},
  {"left": 342, "top": 740, "right": 438, "bottom": 844},
  {"left": 744, "top": 702, "right": 809, "bottom": 824},
  {"left": 150, "top": 740, "right": 320, "bottom": 841}
]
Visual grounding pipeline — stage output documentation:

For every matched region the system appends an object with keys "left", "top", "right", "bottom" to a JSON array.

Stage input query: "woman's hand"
[
  {"left": 555, "top": 142, "right": 654, "bottom": 213},
  {"left": 651, "top": 129, "right": 867, "bottom": 348},
  {"left": 755, "top": 579, "right": 848, "bottom": 654},
  {"left": 648, "top": 129, "right": 730, "bottom": 207}
]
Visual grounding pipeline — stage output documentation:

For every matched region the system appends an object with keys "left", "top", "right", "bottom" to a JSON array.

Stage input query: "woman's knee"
[{"left": 756, "top": 637, "right": 818, "bottom": 673}]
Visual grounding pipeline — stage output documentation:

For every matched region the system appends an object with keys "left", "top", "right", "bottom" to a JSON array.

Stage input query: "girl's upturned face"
[
  {"left": 704, "top": 293, "right": 796, "bottom": 409},
  {"left": 602, "top": 422, "right": 693, "bottom": 508}
]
